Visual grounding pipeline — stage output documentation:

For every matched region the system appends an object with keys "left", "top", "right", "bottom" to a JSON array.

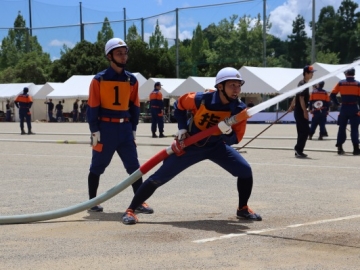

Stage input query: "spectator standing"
[
  {"left": 288, "top": 65, "right": 315, "bottom": 158},
  {"left": 308, "top": 81, "right": 330, "bottom": 140},
  {"left": 149, "top": 82, "right": 165, "bottom": 138},
  {"left": 55, "top": 101, "right": 64, "bottom": 122},
  {"left": 330, "top": 68, "right": 360, "bottom": 155},
  {"left": 5, "top": 100, "right": 12, "bottom": 122},
  {"left": 14, "top": 87, "right": 35, "bottom": 134},
  {"left": 45, "top": 99, "right": 55, "bottom": 122},
  {"left": 73, "top": 99, "right": 79, "bottom": 122}
]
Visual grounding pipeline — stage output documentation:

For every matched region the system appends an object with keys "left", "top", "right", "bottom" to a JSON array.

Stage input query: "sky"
[{"left": 0, "top": 0, "right": 351, "bottom": 60}]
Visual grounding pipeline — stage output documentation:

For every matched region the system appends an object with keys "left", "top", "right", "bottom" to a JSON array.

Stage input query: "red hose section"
[
  {"left": 139, "top": 149, "right": 169, "bottom": 174},
  {"left": 139, "top": 125, "right": 220, "bottom": 174},
  {"left": 182, "top": 125, "right": 219, "bottom": 147}
]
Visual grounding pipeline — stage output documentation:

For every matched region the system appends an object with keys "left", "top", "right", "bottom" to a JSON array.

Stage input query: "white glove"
[
  {"left": 175, "top": 129, "right": 188, "bottom": 140},
  {"left": 133, "top": 131, "right": 136, "bottom": 140},
  {"left": 91, "top": 131, "right": 100, "bottom": 146},
  {"left": 218, "top": 121, "right": 232, "bottom": 134}
]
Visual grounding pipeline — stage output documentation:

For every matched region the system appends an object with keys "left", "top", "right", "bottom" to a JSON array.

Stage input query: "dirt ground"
[{"left": 1, "top": 122, "right": 360, "bottom": 270}]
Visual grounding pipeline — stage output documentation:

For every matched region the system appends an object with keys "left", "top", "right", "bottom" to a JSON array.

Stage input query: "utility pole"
[
  {"left": 124, "top": 8, "right": 126, "bottom": 41},
  {"left": 311, "top": 0, "right": 316, "bottom": 63},
  {"left": 175, "top": 8, "right": 179, "bottom": 78},
  {"left": 28, "top": 0, "right": 32, "bottom": 36},
  {"left": 263, "top": 0, "right": 266, "bottom": 67},
  {"left": 80, "top": 2, "right": 84, "bottom": 41}
]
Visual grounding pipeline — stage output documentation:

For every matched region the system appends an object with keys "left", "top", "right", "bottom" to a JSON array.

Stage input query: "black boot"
[
  {"left": 159, "top": 133, "right": 165, "bottom": 138},
  {"left": 337, "top": 145, "right": 345, "bottom": 155},
  {"left": 152, "top": 133, "right": 158, "bottom": 138},
  {"left": 353, "top": 144, "right": 360, "bottom": 155},
  {"left": 318, "top": 136, "right": 323, "bottom": 140},
  {"left": 21, "top": 129, "right": 26, "bottom": 135},
  {"left": 28, "top": 129, "right": 35, "bottom": 135}
]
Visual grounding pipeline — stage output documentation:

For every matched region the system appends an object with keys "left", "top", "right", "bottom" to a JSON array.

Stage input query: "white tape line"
[{"left": 193, "top": 214, "right": 360, "bottom": 243}]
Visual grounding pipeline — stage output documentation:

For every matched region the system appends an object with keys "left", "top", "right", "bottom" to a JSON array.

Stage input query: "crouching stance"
[{"left": 122, "top": 67, "right": 262, "bottom": 224}]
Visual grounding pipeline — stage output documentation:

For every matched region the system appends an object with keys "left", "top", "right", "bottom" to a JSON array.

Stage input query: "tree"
[
  {"left": 126, "top": 24, "right": 142, "bottom": 42},
  {"left": 333, "top": 0, "right": 360, "bottom": 62},
  {"left": 0, "top": 11, "right": 46, "bottom": 71},
  {"left": 149, "top": 20, "right": 168, "bottom": 49},
  {"left": 48, "top": 40, "right": 107, "bottom": 82},
  {"left": 315, "top": 6, "right": 337, "bottom": 53},
  {"left": 97, "top": 17, "right": 114, "bottom": 45},
  {"left": 316, "top": 50, "right": 340, "bottom": 64},
  {"left": 287, "top": 15, "right": 308, "bottom": 68}
]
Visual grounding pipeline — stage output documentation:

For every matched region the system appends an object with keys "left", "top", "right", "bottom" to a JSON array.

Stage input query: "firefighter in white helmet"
[
  {"left": 86, "top": 37, "right": 153, "bottom": 214},
  {"left": 122, "top": 67, "right": 262, "bottom": 225}
]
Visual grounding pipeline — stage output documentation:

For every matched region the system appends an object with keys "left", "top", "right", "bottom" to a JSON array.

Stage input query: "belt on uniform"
[
  {"left": 342, "top": 102, "right": 357, "bottom": 105},
  {"left": 99, "top": 117, "right": 129, "bottom": 123}
]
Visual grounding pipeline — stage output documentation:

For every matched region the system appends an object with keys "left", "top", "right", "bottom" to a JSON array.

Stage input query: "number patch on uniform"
[{"left": 100, "top": 81, "right": 131, "bottom": 110}]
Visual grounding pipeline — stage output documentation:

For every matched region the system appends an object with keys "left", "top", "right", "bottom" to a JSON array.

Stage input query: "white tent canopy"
[
  {"left": 240, "top": 66, "right": 303, "bottom": 94},
  {"left": 47, "top": 75, "right": 94, "bottom": 99},
  {"left": 0, "top": 83, "right": 36, "bottom": 100},
  {"left": 278, "top": 62, "right": 359, "bottom": 94},
  {"left": 171, "top": 77, "right": 216, "bottom": 97},
  {"left": 311, "top": 63, "right": 348, "bottom": 91},
  {"left": 139, "top": 78, "right": 186, "bottom": 101},
  {"left": 32, "top": 83, "right": 63, "bottom": 121},
  {"left": 133, "top": 72, "right": 147, "bottom": 87}
]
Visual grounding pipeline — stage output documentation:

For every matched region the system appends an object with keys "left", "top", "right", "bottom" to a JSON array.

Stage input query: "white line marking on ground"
[{"left": 193, "top": 214, "right": 360, "bottom": 244}]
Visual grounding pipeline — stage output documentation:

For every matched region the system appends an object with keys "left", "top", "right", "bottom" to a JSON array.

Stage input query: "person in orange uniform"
[
  {"left": 149, "top": 82, "right": 165, "bottom": 138},
  {"left": 308, "top": 81, "right": 330, "bottom": 140},
  {"left": 122, "top": 67, "right": 262, "bottom": 225},
  {"left": 86, "top": 37, "right": 153, "bottom": 214},
  {"left": 330, "top": 68, "right": 360, "bottom": 155},
  {"left": 14, "top": 87, "right": 35, "bottom": 135}
]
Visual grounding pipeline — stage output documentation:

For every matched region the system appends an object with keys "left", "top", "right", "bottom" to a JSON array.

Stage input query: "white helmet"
[
  {"left": 105, "top": 38, "right": 128, "bottom": 55},
  {"left": 215, "top": 67, "right": 244, "bottom": 87}
]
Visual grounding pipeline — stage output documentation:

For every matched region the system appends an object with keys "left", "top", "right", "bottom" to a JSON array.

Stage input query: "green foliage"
[
  {"left": 316, "top": 50, "right": 340, "bottom": 64},
  {"left": 149, "top": 20, "right": 167, "bottom": 49},
  {"left": 287, "top": 15, "right": 308, "bottom": 68},
  {"left": 1, "top": 8, "right": 360, "bottom": 83},
  {"left": 127, "top": 25, "right": 142, "bottom": 41},
  {"left": 96, "top": 17, "right": 114, "bottom": 45},
  {"left": 48, "top": 40, "right": 108, "bottom": 82}
]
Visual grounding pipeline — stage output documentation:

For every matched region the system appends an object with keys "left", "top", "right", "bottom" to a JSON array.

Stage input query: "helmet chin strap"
[
  {"left": 110, "top": 53, "right": 126, "bottom": 68},
  {"left": 221, "top": 83, "right": 237, "bottom": 103}
]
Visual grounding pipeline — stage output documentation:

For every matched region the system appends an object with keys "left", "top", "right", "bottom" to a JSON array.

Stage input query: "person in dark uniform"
[
  {"left": 330, "top": 68, "right": 360, "bottom": 155},
  {"left": 308, "top": 81, "right": 330, "bottom": 140},
  {"left": 5, "top": 100, "right": 12, "bottom": 122},
  {"left": 79, "top": 100, "right": 86, "bottom": 122},
  {"left": 288, "top": 65, "right": 315, "bottom": 158},
  {"left": 149, "top": 82, "right": 165, "bottom": 138},
  {"left": 247, "top": 100, "right": 255, "bottom": 107},
  {"left": 72, "top": 99, "right": 79, "bottom": 122},
  {"left": 55, "top": 101, "right": 63, "bottom": 122},
  {"left": 86, "top": 37, "right": 153, "bottom": 214},
  {"left": 44, "top": 99, "right": 55, "bottom": 122},
  {"left": 14, "top": 87, "right": 35, "bottom": 135},
  {"left": 122, "top": 67, "right": 261, "bottom": 225}
]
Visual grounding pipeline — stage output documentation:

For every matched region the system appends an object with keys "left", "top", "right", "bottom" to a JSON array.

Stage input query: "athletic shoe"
[
  {"left": 122, "top": 209, "right": 138, "bottom": 225},
  {"left": 295, "top": 150, "right": 308, "bottom": 158},
  {"left": 88, "top": 205, "right": 103, "bottom": 212},
  {"left": 237, "top": 206, "right": 262, "bottom": 221},
  {"left": 135, "top": 202, "right": 154, "bottom": 214}
]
